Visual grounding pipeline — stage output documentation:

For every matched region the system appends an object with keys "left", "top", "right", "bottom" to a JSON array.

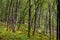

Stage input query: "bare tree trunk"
[
  {"left": 0, "top": 0, "right": 2, "bottom": 21},
  {"left": 5, "top": 0, "right": 9, "bottom": 31},
  {"left": 48, "top": 1, "right": 52, "bottom": 40},
  {"left": 11, "top": 0, "right": 15, "bottom": 33},
  {"left": 45, "top": 15, "right": 48, "bottom": 34},
  {"left": 32, "top": 0, "right": 39, "bottom": 35},
  {"left": 14, "top": 0, "right": 18, "bottom": 31},
  {"left": 57, "top": 0, "right": 60, "bottom": 40},
  {"left": 28, "top": 0, "right": 31, "bottom": 38},
  {"left": 37, "top": 2, "right": 40, "bottom": 28},
  {"left": 9, "top": 0, "right": 13, "bottom": 24}
]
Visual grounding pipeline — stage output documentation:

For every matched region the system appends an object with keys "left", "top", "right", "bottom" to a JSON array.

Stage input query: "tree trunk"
[
  {"left": 14, "top": 0, "right": 18, "bottom": 31},
  {"left": 57, "top": 0, "right": 60, "bottom": 40},
  {"left": 28, "top": 0, "right": 31, "bottom": 38},
  {"left": 5, "top": 0, "right": 9, "bottom": 31},
  {"left": 48, "top": 1, "right": 52, "bottom": 40},
  {"left": 11, "top": 0, "right": 15, "bottom": 33},
  {"left": 32, "top": 0, "right": 39, "bottom": 35}
]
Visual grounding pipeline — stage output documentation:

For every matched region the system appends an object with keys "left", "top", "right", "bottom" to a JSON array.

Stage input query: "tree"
[
  {"left": 11, "top": 0, "right": 15, "bottom": 32},
  {"left": 14, "top": 0, "right": 19, "bottom": 31},
  {"left": 48, "top": 0, "right": 52, "bottom": 40},
  {"left": 32, "top": 0, "right": 40, "bottom": 35},
  {"left": 28, "top": 0, "right": 31, "bottom": 38},
  {"left": 5, "top": 0, "right": 10, "bottom": 31},
  {"left": 0, "top": 0, "right": 2, "bottom": 21},
  {"left": 57, "top": 0, "right": 60, "bottom": 40}
]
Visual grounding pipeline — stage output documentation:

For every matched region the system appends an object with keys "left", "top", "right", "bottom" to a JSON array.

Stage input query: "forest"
[{"left": 0, "top": 0, "right": 57, "bottom": 40}]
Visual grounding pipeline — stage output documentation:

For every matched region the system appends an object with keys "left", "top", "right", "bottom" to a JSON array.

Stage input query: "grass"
[{"left": 0, "top": 22, "right": 56, "bottom": 40}]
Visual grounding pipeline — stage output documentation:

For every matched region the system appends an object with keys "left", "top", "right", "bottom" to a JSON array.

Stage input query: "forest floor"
[{"left": 0, "top": 22, "right": 56, "bottom": 40}]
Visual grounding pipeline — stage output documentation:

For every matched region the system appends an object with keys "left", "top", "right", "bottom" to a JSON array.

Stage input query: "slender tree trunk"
[
  {"left": 37, "top": 2, "right": 40, "bottom": 28},
  {"left": 5, "top": 0, "right": 9, "bottom": 31},
  {"left": 11, "top": 0, "right": 15, "bottom": 33},
  {"left": 57, "top": 0, "right": 60, "bottom": 40},
  {"left": 48, "top": 1, "right": 52, "bottom": 40},
  {"left": 45, "top": 15, "right": 48, "bottom": 34},
  {"left": 14, "top": 0, "right": 18, "bottom": 31},
  {"left": 9, "top": 0, "right": 13, "bottom": 24},
  {"left": 28, "top": 0, "right": 31, "bottom": 38},
  {"left": 32, "top": 0, "right": 39, "bottom": 35},
  {"left": 0, "top": 0, "right": 2, "bottom": 21}
]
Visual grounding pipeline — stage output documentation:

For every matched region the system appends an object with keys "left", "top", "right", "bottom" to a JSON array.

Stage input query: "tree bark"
[
  {"left": 57, "top": 0, "right": 60, "bottom": 40},
  {"left": 32, "top": 0, "right": 39, "bottom": 35},
  {"left": 28, "top": 0, "right": 31, "bottom": 38},
  {"left": 48, "top": 1, "right": 52, "bottom": 40},
  {"left": 11, "top": 0, "right": 15, "bottom": 33}
]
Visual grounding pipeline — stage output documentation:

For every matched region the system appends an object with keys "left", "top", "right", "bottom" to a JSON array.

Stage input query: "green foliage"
[{"left": 0, "top": 25, "right": 56, "bottom": 40}]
